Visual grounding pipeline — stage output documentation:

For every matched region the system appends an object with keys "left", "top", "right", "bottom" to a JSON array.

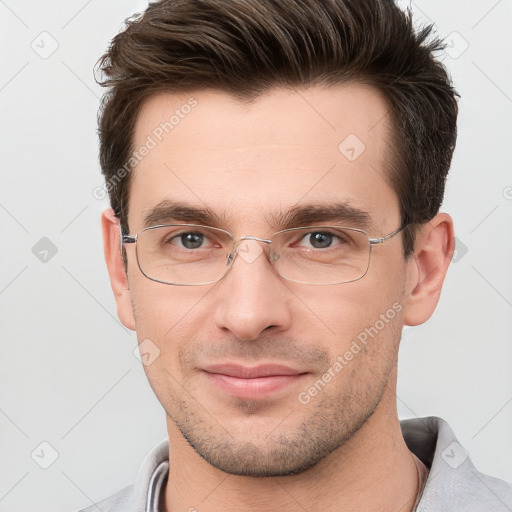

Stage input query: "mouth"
[{"left": 201, "top": 363, "right": 309, "bottom": 400}]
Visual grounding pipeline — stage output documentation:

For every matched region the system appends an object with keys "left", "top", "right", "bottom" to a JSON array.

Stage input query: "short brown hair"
[{"left": 96, "top": 0, "right": 458, "bottom": 256}]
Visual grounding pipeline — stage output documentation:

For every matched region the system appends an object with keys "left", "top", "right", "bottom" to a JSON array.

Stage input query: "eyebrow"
[
  {"left": 142, "top": 200, "right": 224, "bottom": 228},
  {"left": 268, "top": 203, "right": 375, "bottom": 231},
  {"left": 141, "top": 200, "right": 375, "bottom": 232}
]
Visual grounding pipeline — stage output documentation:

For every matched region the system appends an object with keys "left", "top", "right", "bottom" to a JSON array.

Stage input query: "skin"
[{"left": 103, "top": 84, "right": 454, "bottom": 511}]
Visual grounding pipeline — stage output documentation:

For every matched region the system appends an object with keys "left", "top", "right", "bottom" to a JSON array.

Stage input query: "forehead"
[{"left": 128, "top": 85, "right": 398, "bottom": 233}]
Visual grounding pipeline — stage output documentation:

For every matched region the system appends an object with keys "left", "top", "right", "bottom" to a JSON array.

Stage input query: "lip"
[
  {"left": 201, "top": 363, "right": 308, "bottom": 400},
  {"left": 203, "top": 363, "right": 304, "bottom": 378}
]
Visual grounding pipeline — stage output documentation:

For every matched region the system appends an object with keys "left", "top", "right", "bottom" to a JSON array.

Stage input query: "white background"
[{"left": 1, "top": 1, "right": 511, "bottom": 511}]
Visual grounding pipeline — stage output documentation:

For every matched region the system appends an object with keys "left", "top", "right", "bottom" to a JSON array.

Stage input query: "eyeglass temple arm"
[
  {"left": 368, "top": 225, "right": 406, "bottom": 245},
  {"left": 118, "top": 224, "right": 137, "bottom": 255}
]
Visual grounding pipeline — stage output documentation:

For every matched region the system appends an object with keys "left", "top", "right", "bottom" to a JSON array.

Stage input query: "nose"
[{"left": 213, "top": 238, "right": 292, "bottom": 341}]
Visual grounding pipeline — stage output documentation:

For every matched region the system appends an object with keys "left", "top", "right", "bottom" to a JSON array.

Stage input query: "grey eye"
[
  {"left": 308, "top": 232, "right": 333, "bottom": 248},
  {"left": 179, "top": 232, "right": 204, "bottom": 249}
]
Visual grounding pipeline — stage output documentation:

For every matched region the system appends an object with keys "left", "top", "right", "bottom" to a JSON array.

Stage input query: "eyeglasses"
[{"left": 121, "top": 223, "right": 405, "bottom": 286}]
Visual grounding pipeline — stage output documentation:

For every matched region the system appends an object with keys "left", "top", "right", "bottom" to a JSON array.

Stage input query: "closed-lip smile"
[{"left": 201, "top": 363, "right": 308, "bottom": 399}]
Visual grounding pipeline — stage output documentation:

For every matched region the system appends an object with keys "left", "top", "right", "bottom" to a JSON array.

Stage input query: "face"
[{"left": 118, "top": 85, "right": 414, "bottom": 476}]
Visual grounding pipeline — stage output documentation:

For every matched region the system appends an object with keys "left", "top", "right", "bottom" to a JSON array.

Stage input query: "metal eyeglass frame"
[{"left": 120, "top": 223, "right": 406, "bottom": 286}]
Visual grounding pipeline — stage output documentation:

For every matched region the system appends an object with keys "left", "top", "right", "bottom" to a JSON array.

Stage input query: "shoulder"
[
  {"left": 77, "top": 484, "right": 135, "bottom": 512},
  {"left": 76, "top": 439, "right": 169, "bottom": 512},
  {"left": 401, "top": 416, "right": 512, "bottom": 511}
]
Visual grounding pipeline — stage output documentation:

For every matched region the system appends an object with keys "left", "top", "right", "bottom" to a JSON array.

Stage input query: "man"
[{"left": 84, "top": 0, "right": 512, "bottom": 510}]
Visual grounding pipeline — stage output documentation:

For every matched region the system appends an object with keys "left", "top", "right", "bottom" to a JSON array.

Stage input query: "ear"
[
  {"left": 403, "top": 213, "right": 455, "bottom": 326},
  {"left": 101, "top": 208, "right": 136, "bottom": 331}
]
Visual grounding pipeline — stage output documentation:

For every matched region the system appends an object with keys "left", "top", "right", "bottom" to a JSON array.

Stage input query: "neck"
[{"left": 163, "top": 379, "right": 419, "bottom": 512}]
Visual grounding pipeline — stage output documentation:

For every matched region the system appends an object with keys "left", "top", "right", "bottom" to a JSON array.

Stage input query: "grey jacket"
[{"left": 78, "top": 416, "right": 512, "bottom": 511}]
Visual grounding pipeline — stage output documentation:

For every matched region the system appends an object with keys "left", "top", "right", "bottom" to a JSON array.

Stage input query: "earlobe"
[
  {"left": 403, "top": 213, "right": 455, "bottom": 326},
  {"left": 101, "top": 208, "right": 136, "bottom": 331}
]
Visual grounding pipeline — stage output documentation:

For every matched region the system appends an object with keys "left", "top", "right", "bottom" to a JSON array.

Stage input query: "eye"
[
  {"left": 298, "top": 230, "right": 347, "bottom": 249},
  {"left": 159, "top": 229, "right": 217, "bottom": 250},
  {"left": 175, "top": 232, "right": 205, "bottom": 249},
  {"left": 305, "top": 232, "right": 333, "bottom": 248}
]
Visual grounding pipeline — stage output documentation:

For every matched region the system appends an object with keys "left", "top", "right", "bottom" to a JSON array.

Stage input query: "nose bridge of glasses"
[
  {"left": 236, "top": 234, "right": 272, "bottom": 244},
  {"left": 227, "top": 235, "right": 274, "bottom": 267}
]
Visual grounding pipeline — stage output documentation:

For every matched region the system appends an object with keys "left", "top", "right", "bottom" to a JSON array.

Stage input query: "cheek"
[
  {"left": 129, "top": 265, "right": 203, "bottom": 327},
  {"left": 295, "top": 257, "right": 407, "bottom": 379},
  {"left": 129, "top": 283, "right": 204, "bottom": 400},
  {"left": 317, "top": 291, "right": 405, "bottom": 395},
  {"left": 128, "top": 277, "right": 210, "bottom": 361},
  {"left": 302, "top": 279, "right": 404, "bottom": 343}
]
